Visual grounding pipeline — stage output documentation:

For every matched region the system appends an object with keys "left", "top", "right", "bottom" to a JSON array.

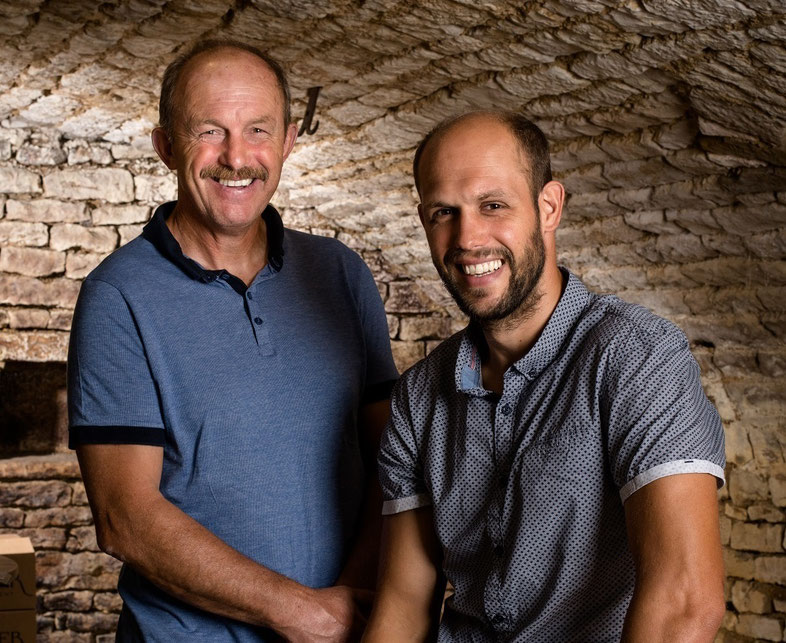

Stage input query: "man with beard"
[
  {"left": 363, "top": 111, "right": 726, "bottom": 642},
  {"left": 68, "top": 40, "right": 398, "bottom": 640}
]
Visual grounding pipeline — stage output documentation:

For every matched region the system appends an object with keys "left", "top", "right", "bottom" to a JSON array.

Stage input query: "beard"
[{"left": 436, "top": 224, "right": 546, "bottom": 328}]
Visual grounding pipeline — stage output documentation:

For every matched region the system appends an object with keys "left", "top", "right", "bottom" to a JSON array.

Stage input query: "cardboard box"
[
  {"left": 0, "top": 609, "right": 36, "bottom": 643},
  {"left": 0, "top": 535, "right": 35, "bottom": 612}
]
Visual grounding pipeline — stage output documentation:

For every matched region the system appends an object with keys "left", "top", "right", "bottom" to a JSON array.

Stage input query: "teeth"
[
  {"left": 462, "top": 259, "right": 502, "bottom": 276},
  {"left": 218, "top": 178, "right": 253, "bottom": 187}
]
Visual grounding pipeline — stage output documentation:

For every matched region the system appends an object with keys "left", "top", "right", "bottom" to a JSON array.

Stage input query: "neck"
[
  {"left": 480, "top": 263, "right": 564, "bottom": 394},
  {"left": 167, "top": 205, "right": 268, "bottom": 287}
]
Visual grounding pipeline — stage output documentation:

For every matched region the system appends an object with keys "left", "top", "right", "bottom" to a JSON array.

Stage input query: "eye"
[
  {"left": 484, "top": 202, "right": 503, "bottom": 210},
  {"left": 431, "top": 207, "right": 455, "bottom": 221}
]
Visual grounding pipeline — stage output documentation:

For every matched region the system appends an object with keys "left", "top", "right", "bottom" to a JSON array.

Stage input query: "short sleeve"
[
  {"left": 67, "top": 277, "right": 165, "bottom": 447},
  {"left": 351, "top": 257, "right": 398, "bottom": 404},
  {"left": 604, "top": 320, "right": 725, "bottom": 503},
  {"left": 378, "top": 377, "right": 431, "bottom": 515}
]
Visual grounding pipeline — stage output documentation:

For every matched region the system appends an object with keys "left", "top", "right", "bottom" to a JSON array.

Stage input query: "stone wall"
[{"left": 0, "top": 1, "right": 785, "bottom": 640}]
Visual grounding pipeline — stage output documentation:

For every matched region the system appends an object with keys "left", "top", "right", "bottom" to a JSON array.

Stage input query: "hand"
[{"left": 274, "top": 585, "right": 373, "bottom": 643}]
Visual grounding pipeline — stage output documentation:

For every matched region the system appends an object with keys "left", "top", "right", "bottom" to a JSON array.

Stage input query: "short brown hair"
[
  {"left": 158, "top": 39, "right": 291, "bottom": 138},
  {"left": 413, "top": 110, "right": 553, "bottom": 206}
]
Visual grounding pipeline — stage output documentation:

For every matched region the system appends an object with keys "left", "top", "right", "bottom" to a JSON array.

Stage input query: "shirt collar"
[
  {"left": 455, "top": 268, "right": 591, "bottom": 393},
  {"left": 141, "top": 200, "right": 285, "bottom": 284}
]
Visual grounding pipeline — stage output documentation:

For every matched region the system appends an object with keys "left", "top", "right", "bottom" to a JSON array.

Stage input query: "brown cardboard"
[
  {"left": 0, "top": 536, "right": 35, "bottom": 612},
  {"left": 0, "top": 609, "right": 36, "bottom": 642}
]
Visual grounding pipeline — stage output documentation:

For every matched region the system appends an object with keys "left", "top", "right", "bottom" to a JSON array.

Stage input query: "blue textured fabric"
[
  {"left": 68, "top": 202, "right": 398, "bottom": 641},
  {"left": 379, "top": 269, "right": 725, "bottom": 642}
]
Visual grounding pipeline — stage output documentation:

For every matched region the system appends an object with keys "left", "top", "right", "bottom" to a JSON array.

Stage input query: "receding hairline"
[{"left": 415, "top": 112, "right": 532, "bottom": 188}]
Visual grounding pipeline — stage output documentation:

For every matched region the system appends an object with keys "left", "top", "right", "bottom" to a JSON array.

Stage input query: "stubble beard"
[{"left": 436, "top": 224, "right": 546, "bottom": 331}]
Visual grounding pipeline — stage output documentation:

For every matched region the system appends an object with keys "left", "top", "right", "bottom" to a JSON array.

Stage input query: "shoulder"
[
  {"left": 395, "top": 330, "right": 464, "bottom": 399},
  {"left": 83, "top": 235, "right": 160, "bottom": 291},
  {"left": 284, "top": 228, "right": 361, "bottom": 265},
  {"left": 582, "top": 292, "right": 688, "bottom": 355}
]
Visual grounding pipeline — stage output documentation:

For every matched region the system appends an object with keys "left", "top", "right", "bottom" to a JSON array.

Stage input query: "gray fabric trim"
[
  {"left": 381, "top": 493, "right": 432, "bottom": 516},
  {"left": 620, "top": 459, "right": 726, "bottom": 503}
]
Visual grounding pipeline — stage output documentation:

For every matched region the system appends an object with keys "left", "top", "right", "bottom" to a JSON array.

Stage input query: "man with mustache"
[
  {"left": 364, "top": 111, "right": 726, "bottom": 642},
  {"left": 68, "top": 40, "right": 397, "bottom": 641}
]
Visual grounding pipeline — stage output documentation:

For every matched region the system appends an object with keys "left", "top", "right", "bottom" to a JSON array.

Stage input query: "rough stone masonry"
[{"left": 0, "top": 0, "right": 785, "bottom": 641}]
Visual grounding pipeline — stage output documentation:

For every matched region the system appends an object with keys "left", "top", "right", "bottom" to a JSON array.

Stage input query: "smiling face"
[
  {"left": 417, "top": 115, "right": 547, "bottom": 325},
  {"left": 153, "top": 47, "right": 297, "bottom": 234}
]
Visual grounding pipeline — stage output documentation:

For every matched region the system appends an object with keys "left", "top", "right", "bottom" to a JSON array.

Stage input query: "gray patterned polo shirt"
[{"left": 378, "top": 269, "right": 725, "bottom": 642}]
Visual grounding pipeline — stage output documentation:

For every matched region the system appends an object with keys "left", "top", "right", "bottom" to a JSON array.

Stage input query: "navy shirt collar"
[{"left": 142, "top": 200, "right": 285, "bottom": 285}]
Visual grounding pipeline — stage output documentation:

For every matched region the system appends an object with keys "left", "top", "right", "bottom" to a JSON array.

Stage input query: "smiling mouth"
[
  {"left": 461, "top": 259, "right": 503, "bottom": 276},
  {"left": 214, "top": 178, "right": 255, "bottom": 187}
]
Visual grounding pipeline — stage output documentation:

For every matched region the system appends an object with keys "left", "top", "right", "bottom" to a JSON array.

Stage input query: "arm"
[
  {"left": 363, "top": 507, "right": 445, "bottom": 642},
  {"left": 337, "top": 398, "right": 391, "bottom": 592},
  {"left": 621, "top": 473, "right": 725, "bottom": 642},
  {"left": 77, "top": 443, "right": 358, "bottom": 642}
]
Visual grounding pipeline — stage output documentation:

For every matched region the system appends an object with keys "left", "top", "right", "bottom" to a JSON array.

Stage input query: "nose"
[
  {"left": 452, "top": 209, "right": 486, "bottom": 251},
  {"left": 218, "top": 133, "right": 249, "bottom": 170}
]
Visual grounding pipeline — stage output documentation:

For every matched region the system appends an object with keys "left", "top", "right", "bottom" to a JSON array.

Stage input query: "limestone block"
[
  {"left": 714, "top": 203, "right": 786, "bottom": 236},
  {"left": 399, "top": 316, "right": 460, "bottom": 341},
  {"left": 49, "top": 308, "right": 73, "bottom": 331},
  {"left": 50, "top": 224, "right": 117, "bottom": 253},
  {"left": 0, "top": 166, "right": 42, "bottom": 193},
  {"left": 655, "top": 119, "right": 699, "bottom": 150},
  {"left": 723, "top": 548, "right": 756, "bottom": 580},
  {"left": 65, "top": 140, "right": 113, "bottom": 165},
  {"left": 735, "top": 614, "right": 783, "bottom": 641},
  {"left": 0, "top": 480, "right": 71, "bottom": 508},
  {"left": 726, "top": 505, "right": 748, "bottom": 521},
  {"left": 748, "top": 505, "right": 785, "bottom": 523},
  {"left": 66, "top": 527, "right": 99, "bottom": 554},
  {"left": 6, "top": 198, "right": 87, "bottom": 223},
  {"left": 0, "top": 507, "right": 24, "bottom": 528},
  {"left": 44, "top": 168, "right": 134, "bottom": 203},
  {"left": 91, "top": 204, "right": 149, "bottom": 226},
  {"left": 387, "top": 281, "right": 435, "bottom": 314},
  {"left": 0, "top": 329, "right": 69, "bottom": 361},
  {"left": 16, "top": 527, "right": 67, "bottom": 550},
  {"left": 558, "top": 164, "right": 610, "bottom": 193},
  {"left": 0, "top": 246, "right": 65, "bottom": 277},
  {"left": 748, "top": 426, "right": 786, "bottom": 467},
  {"left": 603, "top": 157, "right": 690, "bottom": 189},
  {"left": 63, "top": 611, "right": 120, "bottom": 633},
  {"left": 134, "top": 173, "right": 177, "bottom": 203},
  {"left": 41, "top": 590, "right": 94, "bottom": 612},
  {"left": 35, "top": 550, "right": 121, "bottom": 591},
  {"left": 663, "top": 149, "right": 725, "bottom": 176},
  {"left": 757, "top": 347, "right": 786, "bottom": 376},
  {"left": 0, "top": 220, "right": 48, "bottom": 246},
  {"left": 770, "top": 465, "right": 786, "bottom": 508},
  {"left": 386, "top": 314, "right": 399, "bottom": 339},
  {"left": 16, "top": 141, "right": 66, "bottom": 165},
  {"left": 607, "top": 186, "right": 652, "bottom": 210},
  {"left": 0, "top": 138, "right": 12, "bottom": 160},
  {"left": 8, "top": 307, "right": 50, "bottom": 329},
  {"left": 731, "top": 521, "right": 784, "bottom": 553},
  {"left": 654, "top": 233, "right": 718, "bottom": 264},
  {"left": 624, "top": 210, "right": 683, "bottom": 235},
  {"left": 24, "top": 507, "right": 93, "bottom": 529},
  {"left": 0, "top": 454, "right": 80, "bottom": 480},
  {"left": 731, "top": 580, "right": 773, "bottom": 614},
  {"left": 725, "top": 378, "right": 786, "bottom": 422},
  {"left": 17, "top": 94, "right": 79, "bottom": 126},
  {"left": 118, "top": 224, "right": 144, "bottom": 246},
  {"left": 729, "top": 469, "right": 770, "bottom": 506},
  {"left": 564, "top": 191, "right": 625, "bottom": 219},
  {"left": 720, "top": 514, "right": 731, "bottom": 546},
  {"left": 93, "top": 591, "right": 123, "bottom": 613},
  {"left": 66, "top": 251, "right": 108, "bottom": 279},
  {"left": 754, "top": 555, "right": 786, "bottom": 585},
  {"left": 391, "top": 339, "right": 425, "bottom": 373},
  {"left": 745, "top": 229, "right": 786, "bottom": 260}
]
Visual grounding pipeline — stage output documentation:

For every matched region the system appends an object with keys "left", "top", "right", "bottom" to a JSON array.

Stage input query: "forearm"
[
  {"left": 622, "top": 581, "right": 724, "bottom": 643},
  {"left": 99, "top": 491, "right": 310, "bottom": 631}
]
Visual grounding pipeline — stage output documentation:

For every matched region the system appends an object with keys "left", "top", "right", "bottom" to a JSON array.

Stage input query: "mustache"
[
  {"left": 443, "top": 247, "right": 513, "bottom": 265},
  {"left": 200, "top": 165, "right": 268, "bottom": 181}
]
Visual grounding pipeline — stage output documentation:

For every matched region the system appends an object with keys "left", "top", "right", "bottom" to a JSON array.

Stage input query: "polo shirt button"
[
  {"left": 491, "top": 613, "right": 505, "bottom": 626},
  {"left": 501, "top": 404, "right": 512, "bottom": 415},
  {"left": 220, "top": 273, "right": 230, "bottom": 281},
  {"left": 247, "top": 291, "right": 253, "bottom": 300},
  {"left": 254, "top": 317, "right": 263, "bottom": 325},
  {"left": 493, "top": 544, "right": 503, "bottom": 557}
]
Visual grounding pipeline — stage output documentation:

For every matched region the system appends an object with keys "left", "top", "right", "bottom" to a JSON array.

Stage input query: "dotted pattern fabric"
[{"left": 378, "top": 269, "right": 725, "bottom": 642}]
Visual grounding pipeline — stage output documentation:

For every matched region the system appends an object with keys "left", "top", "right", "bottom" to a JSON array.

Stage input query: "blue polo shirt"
[{"left": 68, "top": 201, "right": 398, "bottom": 640}]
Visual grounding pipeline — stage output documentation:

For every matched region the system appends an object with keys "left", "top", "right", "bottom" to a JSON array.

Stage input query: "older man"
[
  {"left": 365, "top": 111, "right": 726, "bottom": 642},
  {"left": 68, "top": 40, "right": 397, "bottom": 641}
]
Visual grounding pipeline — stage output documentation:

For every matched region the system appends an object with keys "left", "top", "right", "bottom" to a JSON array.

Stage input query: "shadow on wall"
[{"left": 0, "top": 362, "right": 68, "bottom": 457}]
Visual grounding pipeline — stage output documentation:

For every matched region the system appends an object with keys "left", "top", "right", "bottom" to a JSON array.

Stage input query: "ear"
[
  {"left": 281, "top": 122, "right": 298, "bottom": 161},
  {"left": 538, "top": 180, "right": 565, "bottom": 234},
  {"left": 152, "top": 127, "right": 176, "bottom": 170}
]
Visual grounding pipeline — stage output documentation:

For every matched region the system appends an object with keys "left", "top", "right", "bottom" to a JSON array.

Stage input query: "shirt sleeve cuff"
[
  {"left": 620, "top": 459, "right": 726, "bottom": 503},
  {"left": 381, "top": 493, "right": 432, "bottom": 515}
]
